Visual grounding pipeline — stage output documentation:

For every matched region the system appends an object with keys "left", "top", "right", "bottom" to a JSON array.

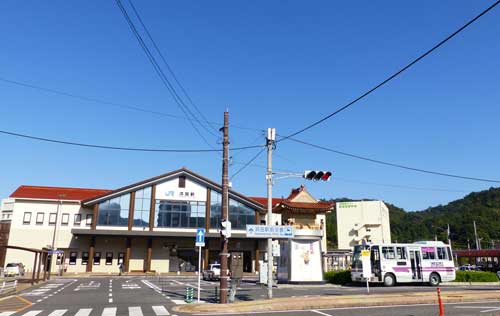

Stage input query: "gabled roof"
[
  {"left": 81, "top": 167, "right": 265, "bottom": 211},
  {"left": 10, "top": 185, "right": 111, "bottom": 201}
]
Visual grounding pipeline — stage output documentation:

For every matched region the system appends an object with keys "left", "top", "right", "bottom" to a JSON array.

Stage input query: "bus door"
[
  {"left": 370, "top": 246, "right": 382, "bottom": 281},
  {"left": 409, "top": 250, "right": 422, "bottom": 281}
]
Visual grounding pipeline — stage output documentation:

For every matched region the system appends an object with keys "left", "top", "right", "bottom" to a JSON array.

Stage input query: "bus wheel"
[
  {"left": 383, "top": 273, "right": 396, "bottom": 287},
  {"left": 429, "top": 273, "right": 441, "bottom": 286}
]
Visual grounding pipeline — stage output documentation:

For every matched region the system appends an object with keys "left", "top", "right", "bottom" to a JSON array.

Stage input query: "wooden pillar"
[
  {"left": 128, "top": 192, "right": 135, "bottom": 231},
  {"left": 43, "top": 252, "right": 48, "bottom": 281},
  {"left": 37, "top": 251, "right": 42, "bottom": 281},
  {"left": 31, "top": 252, "right": 38, "bottom": 285},
  {"left": 205, "top": 188, "right": 211, "bottom": 231},
  {"left": 203, "top": 247, "right": 209, "bottom": 270},
  {"left": 87, "top": 236, "right": 95, "bottom": 273},
  {"left": 125, "top": 237, "right": 131, "bottom": 272},
  {"left": 255, "top": 240, "right": 260, "bottom": 272},
  {"left": 146, "top": 238, "right": 152, "bottom": 272},
  {"left": 255, "top": 211, "right": 260, "bottom": 224},
  {"left": 149, "top": 186, "right": 156, "bottom": 231},
  {"left": 92, "top": 204, "right": 99, "bottom": 230}
]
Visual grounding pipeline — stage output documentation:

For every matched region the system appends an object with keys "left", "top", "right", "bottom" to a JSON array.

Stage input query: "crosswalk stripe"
[
  {"left": 0, "top": 312, "right": 16, "bottom": 316},
  {"left": 21, "top": 311, "right": 42, "bottom": 316},
  {"left": 47, "top": 310, "right": 67, "bottom": 316},
  {"left": 101, "top": 307, "right": 117, "bottom": 316},
  {"left": 128, "top": 307, "right": 143, "bottom": 316},
  {"left": 152, "top": 306, "right": 170, "bottom": 316},
  {"left": 74, "top": 309, "right": 92, "bottom": 316}
]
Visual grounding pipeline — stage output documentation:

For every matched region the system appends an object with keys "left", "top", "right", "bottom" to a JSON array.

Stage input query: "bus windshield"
[{"left": 352, "top": 245, "right": 365, "bottom": 269}]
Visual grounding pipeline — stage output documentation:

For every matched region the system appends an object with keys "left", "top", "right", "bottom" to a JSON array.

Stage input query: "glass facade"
[
  {"left": 97, "top": 194, "right": 130, "bottom": 226},
  {"left": 210, "top": 190, "right": 256, "bottom": 230},
  {"left": 154, "top": 200, "right": 206, "bottom": 228},
  {"left": 133, "top": 187, "right": 151, "bottom": 227}
]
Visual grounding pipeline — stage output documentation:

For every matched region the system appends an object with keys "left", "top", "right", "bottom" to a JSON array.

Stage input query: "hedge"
[
  {"left": 454, "top": 270, "right": 499, "bottom": 282},
  {"left": 324, "top": 270, "right": 351, "bottom": 285}
]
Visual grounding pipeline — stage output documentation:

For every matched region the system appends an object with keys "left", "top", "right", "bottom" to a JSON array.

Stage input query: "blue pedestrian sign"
[{"left": 196, "top": 228, "right": 205, "bottom": 247}]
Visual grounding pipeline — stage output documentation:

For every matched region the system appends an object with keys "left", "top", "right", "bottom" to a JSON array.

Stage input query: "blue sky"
[{"left": 1, "top": 1, "right": 499, "bottom": 211}]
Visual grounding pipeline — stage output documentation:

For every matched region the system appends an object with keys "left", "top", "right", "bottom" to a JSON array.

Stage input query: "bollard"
[
  {"left": 215, "top": 286, "right": 219, "bottom": 303},
  {"left": 185, "top": 286, "right": 194, "bottom": 303},
  {"left": 437, "top": 287, "right": 444, "bottom": 316}
]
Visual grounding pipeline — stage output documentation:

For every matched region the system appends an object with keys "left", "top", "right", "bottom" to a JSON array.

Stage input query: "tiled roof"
[
  {"left": 10, "top": 185, "right": 111, "bottom": 201},
  {"left": 248, "top": 197, "right": 284, "bottom": 207},
  {"left": 279, "top": 201, "right": 334, "bottom": 211}
]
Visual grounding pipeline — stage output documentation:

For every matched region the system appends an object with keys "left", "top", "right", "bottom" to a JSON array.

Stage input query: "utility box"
[{"left": 230, "top": 252, "right": 244, "bottom": 279}]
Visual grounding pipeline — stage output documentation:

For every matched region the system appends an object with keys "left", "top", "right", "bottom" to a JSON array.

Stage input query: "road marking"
[
  {"left": 108, "top": 293, "right": 112, "bottom": 297},
  {"left": 108, "top": 298, "right": 113, "bottom": 303},
  {"left": 74, "top": 308, "right": 92, "bottom": 316},
  {"left": 0, "top": 312, "right": 16, "bottom": 316},
  {"left": 311, "top": 310, "right": 331, "bottom": 316},
  {"left": 128, "top": 307, "right": 143, "bottom": 316},
  {"left": 102, "top": 307, "right": 116, "bottom": 316},
  {"left": 47, "top": 309, "right": 68, "bottom": 316},
  {"left": 152, "top": 306, "right": 170, "bottom": 316},
  {"left": 21, "top": 311, "right": 42, "bottom": 316},
  {"left": 455, "top": 306, "right": 500, "bottom": 313},
  {"left": 171, "top": 300, "right": 187, "bottom": 305}
]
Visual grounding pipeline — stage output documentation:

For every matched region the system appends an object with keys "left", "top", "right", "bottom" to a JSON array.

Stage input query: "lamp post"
[{"left": 49, "top": 194, "right": 66, "bottom": 279}]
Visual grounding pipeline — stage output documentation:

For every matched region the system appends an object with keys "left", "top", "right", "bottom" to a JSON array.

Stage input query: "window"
[
  {"left": 86, "top": 214, "right": 93, "bottom": 226},
  {"left": 74, "top": 214, "right": 82, "bottom": 226},
  {"left": 23, "top": 212, "right": 32, "bottom": 224},
  {"left": 82, "top": 252, "right": 89, "bottom": 265},
  {"left": 210, "top": 191, "right": 222, "bottom": 228},
  {"left": 134, "top": 187, "right": 151, "bottom": 227},
  {"left": 422, "top": 247, "right": 436, "bottom": 260},
  {"left": 382, "top": 247, "right": 396, "bottom": 260},
  {"left": 36, "top": 212, "right": 44, "bottom": 224},
  {"left": 447, "top": 247, "right": 453, "bottom": 261},
  {"left": 154, "top": 200, "right": 206, "bottom": 228},
  {"left": 105, "top": 252, "right": 113, "bottom": 265},
  {"left": 210, "top": 191, "right": 255, "bottom": 229},
  {"left": 69, "top": 252, "right": 77, "bottom": 265},
  {"left": 49, "top": 213, "right": 57, "bottom": 225},
  {"left": 178, "top": 176, "right": 186, "bottom": 188},
  {"left": 396, "top": 247, "right": 407, "bottom": 260},
  {"left": 97, "top": 194, "right": 130, "bottom": 226},
  {"left": 93, "top": 252, "right": 101, "bottom": 265},
  {"left": 437, "top": 247, "right": 447, "bottom": 260},
  {"left": 61, "top": 213, "right": 69, "bottom": 226}
]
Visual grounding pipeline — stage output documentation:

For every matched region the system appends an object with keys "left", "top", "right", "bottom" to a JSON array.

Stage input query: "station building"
[{"left": 1, "top": 168, "right": 333, "bottom": 275}]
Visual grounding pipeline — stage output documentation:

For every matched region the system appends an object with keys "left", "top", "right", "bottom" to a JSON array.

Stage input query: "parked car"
[
  {"left": 497, "top": 271, "right": 500, "bottom": 280},
  {"left": 202, "top": 263, "right": 221, "bottom": 281},
  {"left": 458, "top": 264, "right": 475, "bottom": 271},
  {"left": 4, "top": 263, "right": 25, "bottom": 277}
]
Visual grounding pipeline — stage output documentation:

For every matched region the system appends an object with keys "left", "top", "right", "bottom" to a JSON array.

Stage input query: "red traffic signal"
[{"left": 303, "top": 170, "right": 332, "bottom": 181}]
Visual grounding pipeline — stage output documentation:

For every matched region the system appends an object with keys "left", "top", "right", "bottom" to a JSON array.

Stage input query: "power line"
[
  {"left": 278, "top": 0, "right": 500, "bottom": 142},
  {"left": 334, "top": 177, "right": 469, "bottom": 193},
  {"left": 287, "top": 137, "right": 500, "bottom": 184},
  {"left": 114, "top": 0, "right": 217, "bottom": 149},
  {"left": 230, "top": 147, "right": 266, "bottom": 180},
  {"left": 0, "top": 129, "right": 262, "bottom": 153},
  {"left": 126, "top": 0, "right": 219, "bottom": 137}
]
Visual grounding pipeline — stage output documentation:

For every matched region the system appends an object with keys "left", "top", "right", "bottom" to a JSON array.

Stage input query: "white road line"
[
  {"left": 172, "top": 280, "right": 185, "bottom": 285},
  {"left": 47, "top": 309, "right": 68, "bottom": 316},
  {"left": 74, "top": 308, "right": 92, "bottom": 316},
  {"left": 21, "top": 311, "right": 42, "bottom": 316},
  {"left": 152, "top": 306, "right": 170, "bottom": 316},
  {"left": 108, "top": 298, "right": 113, "bottom": 303},
  {"left": 171, "top": 300, "right": 187, "bottom": 305},
  {"left": 311, "top": 310, "right": 331, "bottom": 316},
  {"left": 102, "top": 307, "right": 116, "bottom": 316},
  {"left": 108, "top": 293, "right": 113, "bottom": 297},
  {"left": 0, "top": 312, "right": 16, "bottom": 316},
  {"left": 128, "top": 306, "right": 143, "bottom": 316}
]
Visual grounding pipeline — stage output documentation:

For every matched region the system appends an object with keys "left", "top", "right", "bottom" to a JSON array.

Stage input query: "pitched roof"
[
  {"left": 248, "top": 197, "right": 284, "bottom": 207},
  {"left": 10, "top": 185, "right": 111, "bottom": 201}
]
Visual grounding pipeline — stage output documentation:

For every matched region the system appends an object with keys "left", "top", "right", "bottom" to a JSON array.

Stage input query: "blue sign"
[
  {"left": 246, "top": 225, "right": 295, "bottom": 238},
  {"left": 196, "top": 228, "right": 205, "bottom": 246}
]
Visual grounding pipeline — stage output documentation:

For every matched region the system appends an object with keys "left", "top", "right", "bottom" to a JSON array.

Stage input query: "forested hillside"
[{"left": 325, "top": 188, "right": 500, "bottom": 250}]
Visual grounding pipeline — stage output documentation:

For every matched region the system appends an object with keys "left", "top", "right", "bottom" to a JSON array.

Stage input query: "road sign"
[
  {"left": 246, "top": 225, "right": 295, "bottom": 238},
  {"left": 196, "top": 228, "right": 205, "bottom": 247}
]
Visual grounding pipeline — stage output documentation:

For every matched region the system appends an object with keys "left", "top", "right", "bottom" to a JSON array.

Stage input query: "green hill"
[{"left": 325, "top": 187, "right": 500, "bottom": 250}]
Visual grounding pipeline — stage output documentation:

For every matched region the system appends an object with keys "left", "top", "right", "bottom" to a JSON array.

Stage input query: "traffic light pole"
[
  {"left": 266, "top": 128, "right": 275, "bottom": 299},
  {"left": 219, "top": 111, "right": 229, "bottom": 304}
]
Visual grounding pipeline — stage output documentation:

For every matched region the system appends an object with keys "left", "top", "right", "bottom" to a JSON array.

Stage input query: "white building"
[{"left": 336, "top": 201, "right": 391, "bottom": 249}]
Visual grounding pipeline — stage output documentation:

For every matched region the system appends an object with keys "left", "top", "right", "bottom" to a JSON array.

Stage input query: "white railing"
[{"left": 0, "top": 279, "right": 17, "bottom": 294}]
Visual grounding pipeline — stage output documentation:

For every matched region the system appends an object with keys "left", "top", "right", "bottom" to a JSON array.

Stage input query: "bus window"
[
  {"left": 446, "top": 247, "right": 453, "bottom": 261},
  {"left": 437, "top": 247, "right": 447, "bottom": 260},
  {"left": 382, "top": 247, "right": 395, "bottom": 260},
  {"left": 422, "top": 247, "right": 436, "bottom": 260},
  {"left": 396, "top": 247, "right": 407, "bottom": 260}
]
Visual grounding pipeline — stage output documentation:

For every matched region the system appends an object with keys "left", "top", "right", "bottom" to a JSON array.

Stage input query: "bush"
[
  {"left": 324, "top": 270, "right": 351, "bottom": 285},
  {"left": 454, "top": 270, "right": 499, "bottom": 282}
]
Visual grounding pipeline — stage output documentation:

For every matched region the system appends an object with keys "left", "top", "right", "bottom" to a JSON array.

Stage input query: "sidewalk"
[{"left": 174, "top": 289, "right": 500, "bottom": 314}]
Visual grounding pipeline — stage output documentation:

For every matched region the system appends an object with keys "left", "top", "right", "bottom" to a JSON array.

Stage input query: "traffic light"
[{"left": 303, "top": 170, "right": 332, "bottom": 181}]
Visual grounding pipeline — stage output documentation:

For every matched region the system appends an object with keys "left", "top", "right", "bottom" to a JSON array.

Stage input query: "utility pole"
[
  {"left": 266, "top": 128, "right": 275, "bottom": 299},
  {"left": 447, "top": 224, "right": 451, "bottom": 246},
  {"left": 219, "top": 111, "right": 229, "bottom": 304},
  {"left": 49, "top": 194, "right": 65, "bottom": 279},
  {"left": 473, "top": 220, "right": 480, "bottom": 250}
]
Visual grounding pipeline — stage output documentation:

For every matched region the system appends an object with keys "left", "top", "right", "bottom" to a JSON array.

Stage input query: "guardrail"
[{"left": 0, "top": 279, "right": 17, "bottom": 295}]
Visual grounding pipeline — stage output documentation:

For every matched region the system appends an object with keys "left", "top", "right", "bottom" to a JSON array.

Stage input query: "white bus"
[{"left": 351, "top": 241, "right": 455, "bottom": 286}]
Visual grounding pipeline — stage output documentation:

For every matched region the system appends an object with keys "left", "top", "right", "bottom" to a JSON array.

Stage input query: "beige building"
[{"left": 336, "top": 200, "right": 391, "bottom": 249}]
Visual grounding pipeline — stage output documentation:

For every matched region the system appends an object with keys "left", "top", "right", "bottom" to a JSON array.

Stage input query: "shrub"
[
  {"left": 324, "top": 270, "right": 351, "bottom": 285},
  {"left": 454, "top": 270, "right": 499, "bottom": 282}
]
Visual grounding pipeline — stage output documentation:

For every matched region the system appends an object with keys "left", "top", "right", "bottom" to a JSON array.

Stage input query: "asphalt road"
[{"left": 0, "top": 276, "right": 497, "bottom": 316}]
